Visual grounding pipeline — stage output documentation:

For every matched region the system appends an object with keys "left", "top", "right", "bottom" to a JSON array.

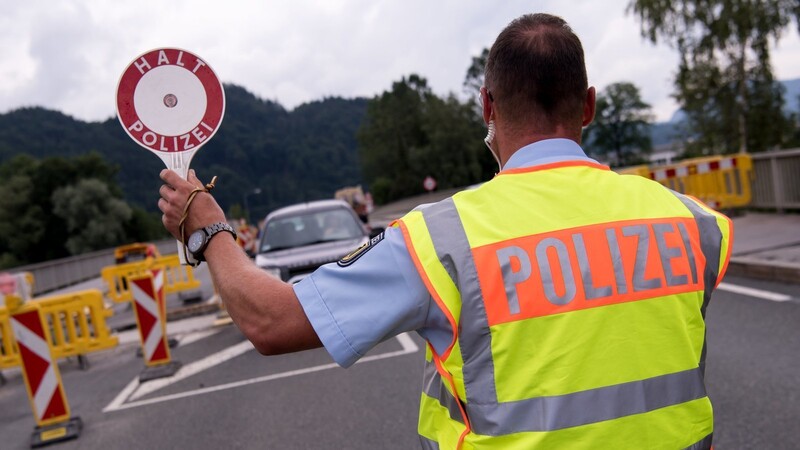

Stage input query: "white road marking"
[
  {"left": 177, "top": 328, "right": 222, "bottom": 347},
  {"left": 130, "top": 339, "right": 255, "bottom": 400},
  {"left": 718, "top": 282, "right": 793, "bottom": 302},
  {"left": 103, "top": 332, "right": 419, "bottom": 412}
]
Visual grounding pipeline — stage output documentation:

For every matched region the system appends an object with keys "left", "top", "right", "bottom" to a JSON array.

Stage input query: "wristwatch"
[{"left": 187, "top": 222, "right": 237, "bottom": 261}]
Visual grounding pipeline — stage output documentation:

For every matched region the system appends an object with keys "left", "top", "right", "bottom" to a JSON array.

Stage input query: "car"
[{"left": 254, "top": 199, "right": 372, "bottom": 283}]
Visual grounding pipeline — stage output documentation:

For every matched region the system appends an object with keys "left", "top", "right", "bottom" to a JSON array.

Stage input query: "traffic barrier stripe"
[
  {"left": 101, "top": 254, "right": 200, "bottom": 304},
  {"left": 0, "top": 290, "right": 118, "bottom": 370},
  {"left": 618, "top": 154, "right": 753, "bottom": 210},
  {"left": 9, "top": 302, "right": 72, "bottom": 426},
  {"left": 130, "top": 270, "right": 172, "bottom": 366}
]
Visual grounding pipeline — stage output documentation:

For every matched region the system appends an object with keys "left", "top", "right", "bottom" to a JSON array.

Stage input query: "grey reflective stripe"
[
  {"left": 653, "top": 223, "right": 689, "bottom": 287},
  {"left": 421, "top": 198, "right": 498, "bottom": 406},
  {"left": 496, "top": 246, "right": 531, "bottom": 314},
  {"left": 622, "top": 224, "right": 663, "bottom": 291},
  {"left": 605, "top": 228, "right": 629, "bottom": 294},
  {"left": 419, "top": 435, "right": 439, "bottom": 449},
  {"left": 573, "top": 233, "right": 613, "bottom": 300},
  {"left": 683, "top": 432, "right": 713, "bottom": 450},
  {"left": 671, "top": 192, "right": 723, "bottom": 376},
  {"left": 422, "top": 359, "right": 463, "bottom": 424},
  {"left": 420, "top": 197, "right": 715, "bottom": 437},
  {"left": 671, "top": 193, "right": 723, "bottom": 317},
  {"left": 535, "top": 237, "right": 577, "bottom": 305},
  {"left": 466, "top": 367, "right": 706, "bottom": 434},
  {"left": 677, "top": 222, "right": 699, "bottom": 284}
]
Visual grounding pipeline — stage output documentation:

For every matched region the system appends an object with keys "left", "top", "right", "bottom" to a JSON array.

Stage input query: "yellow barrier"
[
  {"left": 616, "top": 164, "right": 651, "bottom": 178},
  {"left": 0, "top": 307, "right": 16, "bottom": 368},
  {"left": 101, "top": 254, "right": 201, "bottom": 303},
  {"left": 0, "top": 290, "right": 118, "bottom": 370},
  {"left": 618, "top": 154, "right": 753, "bottom": 210}
]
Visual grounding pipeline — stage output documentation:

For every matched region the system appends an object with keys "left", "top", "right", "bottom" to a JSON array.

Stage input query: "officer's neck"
[{"left": 495, "top": 125, "right": 582, "bottom": 168}]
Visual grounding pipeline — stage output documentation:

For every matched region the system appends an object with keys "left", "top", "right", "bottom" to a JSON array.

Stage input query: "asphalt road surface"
[{"left": 1, "top": 274, "right": 798, "bottom": 449}]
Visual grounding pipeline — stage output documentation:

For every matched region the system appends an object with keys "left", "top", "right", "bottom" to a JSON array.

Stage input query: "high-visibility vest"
[{"left": 393, "top": 160, "right": 732, "bottom": 449}]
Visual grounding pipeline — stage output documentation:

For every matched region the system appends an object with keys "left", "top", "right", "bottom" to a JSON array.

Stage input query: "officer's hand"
[{"left": 158, "top": 169, "right": 227, "bottom": 242}]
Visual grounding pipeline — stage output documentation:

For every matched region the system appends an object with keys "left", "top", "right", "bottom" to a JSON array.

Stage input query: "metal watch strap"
[
  {"left": 196, "top": 222, "right": 237, "bottom": 261},
  {"left": 205, "top": 222, "right": 237, "bottom": 244}
]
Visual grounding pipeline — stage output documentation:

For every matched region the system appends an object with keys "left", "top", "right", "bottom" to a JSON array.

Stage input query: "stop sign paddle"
[{"left": 116, "top": 48, "right": 225, "bottom": 264}]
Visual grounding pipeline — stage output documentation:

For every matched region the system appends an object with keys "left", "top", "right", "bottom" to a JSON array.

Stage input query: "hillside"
[
  {"left": 0, "top": 85, "right": 368, "bottom": 219},
  {"left": 1, "top": 77, "right": 797, "bottom": 215}
]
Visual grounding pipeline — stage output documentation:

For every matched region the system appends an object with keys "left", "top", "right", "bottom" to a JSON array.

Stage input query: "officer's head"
[{"left": 482, "top": 13, "right": 595, "bottom": 145}]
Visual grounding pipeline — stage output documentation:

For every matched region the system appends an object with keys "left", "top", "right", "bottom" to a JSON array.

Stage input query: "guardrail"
[
  {"left": 8, "top": 239, "right": 176, "bottom": 296},
  {"left": 749, "top": 148, "right": 800, "bottom": 212}
]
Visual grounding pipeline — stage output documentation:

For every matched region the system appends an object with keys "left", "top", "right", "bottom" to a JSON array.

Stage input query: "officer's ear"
[
  {"left": 480, "top": 86, "right": 494, "bottom": 125},
  {"left": 582, "top": 86, "right": 596, "bottom": 127}
]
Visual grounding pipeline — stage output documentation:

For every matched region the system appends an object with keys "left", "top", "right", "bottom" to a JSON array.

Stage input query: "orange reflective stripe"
[
  {"left": 395, "top": 220, "right": 459, "bottom": 360},
  {"left": 473, "top": 217, "right": 705, "bottom": 326},
  {"left": 497, "top": 160, "right": 610, "bottom": 176},
  {"left": 432, "top": 351, "right": 471, "bottom": 449},
  {"left": 716, "top": 214, "right": 734, "bottom": 288}
]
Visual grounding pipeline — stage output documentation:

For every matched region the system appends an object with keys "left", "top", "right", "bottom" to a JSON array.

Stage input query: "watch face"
[{"left": 187, "top": 230, "right": 206, "bottom": 253}]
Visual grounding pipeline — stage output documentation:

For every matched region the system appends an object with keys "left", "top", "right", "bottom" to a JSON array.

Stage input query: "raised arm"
[{"left": 158, "top": 169, "right": 321, "bottom": 354}]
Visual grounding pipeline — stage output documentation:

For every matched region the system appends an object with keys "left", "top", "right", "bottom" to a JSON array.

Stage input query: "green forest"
[
  {"left": 2, "top": 0, "right": 799, "bottom": 268},
  {"left": 0, "top": 79, "right": 496, "bottom": 268}
]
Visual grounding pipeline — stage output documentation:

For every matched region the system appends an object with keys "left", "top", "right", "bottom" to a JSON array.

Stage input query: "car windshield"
[{"left": 260, "top": 207, "right": 363, "bottom": 252}]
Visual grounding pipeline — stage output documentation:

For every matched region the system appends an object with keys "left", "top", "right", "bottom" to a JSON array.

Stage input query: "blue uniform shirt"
[{"left": 293, "top": 139, "right": 598, "bottom": 367}]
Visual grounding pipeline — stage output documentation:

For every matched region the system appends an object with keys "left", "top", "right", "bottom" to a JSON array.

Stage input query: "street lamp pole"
[{"left": 243, "top": 188, "right": 262, "bottom": 224}]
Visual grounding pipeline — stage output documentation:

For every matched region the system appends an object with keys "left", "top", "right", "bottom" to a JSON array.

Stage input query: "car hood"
[{"left": 255, "top": 237, "right": 366, "bottom": 269}]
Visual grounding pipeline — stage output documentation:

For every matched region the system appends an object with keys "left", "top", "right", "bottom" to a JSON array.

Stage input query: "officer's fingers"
[
  {"left": 160, "top": 169, "right": 191, "bottom": 190},
  {"left": 187, "top": 169, "right": 204, "bottom": 189},
  {"left": 159, "top": 184, "right": 176, "bottom": 202}
]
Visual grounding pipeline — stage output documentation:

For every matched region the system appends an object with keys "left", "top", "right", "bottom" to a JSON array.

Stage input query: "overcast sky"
[{"left": 2, "top": 0, "right": 799, "bottom": 124}]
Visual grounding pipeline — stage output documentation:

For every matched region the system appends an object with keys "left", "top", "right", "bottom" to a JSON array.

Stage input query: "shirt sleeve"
[{"left": 293, "top": 227, "right": 432, "bottom": 368}]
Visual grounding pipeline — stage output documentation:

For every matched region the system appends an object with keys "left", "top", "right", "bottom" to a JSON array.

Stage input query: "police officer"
[{"left": 159, "top": 13, "right": 731, "bottom": 449}]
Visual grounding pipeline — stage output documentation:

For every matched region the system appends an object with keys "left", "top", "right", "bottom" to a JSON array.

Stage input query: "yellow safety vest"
[{"left": 393, "top": 161, "right": 733, "bottom": 449}]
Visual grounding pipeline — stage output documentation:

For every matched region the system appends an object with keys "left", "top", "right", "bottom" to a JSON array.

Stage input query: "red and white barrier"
[
  {"left": 649, "top": 156, "right": 738, "bottom": 180},
  {"left": 130, "top": 269, "right": 171, "bottom": 366},
  {"left": 10, "top": 308, "right": 70, "bottom": 425}
]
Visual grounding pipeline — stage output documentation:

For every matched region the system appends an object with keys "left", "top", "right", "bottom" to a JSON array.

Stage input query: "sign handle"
[{"left": 155, "top": 149, "right": 200, "bottom": 265}]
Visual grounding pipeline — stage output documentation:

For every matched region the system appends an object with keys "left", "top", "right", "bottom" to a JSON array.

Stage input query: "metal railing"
[
  {"left": 9, "top": 239, "right": 176, "bottom": 296},
  {"left": 749, "top": 148, "right": 800, "bottom": 212}
]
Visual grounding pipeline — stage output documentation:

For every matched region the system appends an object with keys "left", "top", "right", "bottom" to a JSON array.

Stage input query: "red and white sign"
[
  {"left": 116, "top": 48, "right": 225, "bottom": 154},
  {"left": 117, "top": 48, "right": 225, "bottom": 265},
  {"left": 10, "top": 309, "right": 71, "bottom": 425},
  {"left": 423, "top": 176, "right": 437, "bottom": 192},
  {"left": 130, "top": 269, "right": 171, "bottom": 366}
]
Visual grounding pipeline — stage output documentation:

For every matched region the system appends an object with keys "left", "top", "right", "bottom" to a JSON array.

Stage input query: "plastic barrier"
[
  {"left": 114, "top": 242, "right": 160, "bottom": 264},
  {"left": 6, "top": 294, "right": 83, "bottom": 446},
  {"left": 618, "top": 154, "right": 753, "bottom": 210},
  {"left": 130, "top": 270, "right": 181, "bottom": 381},
  {"left": 101, "top": 254, "right": 201, "bottom": 304},
  {"left": 0, "top": 290, "right": 118, "bottom": 370}
]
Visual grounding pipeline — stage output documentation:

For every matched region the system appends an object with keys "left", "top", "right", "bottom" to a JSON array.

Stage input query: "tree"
[
  {"left": 0, "top": 153, "right": 140, "bottom": 267},
  {"left": 358, "top": 75, "right": 494, "bottom": 204},
  {"left": 358, "top": 75, "right": 431, "bottom": 203},
  {"left": 628, "top": 0, "right": 800, "bottom": 154},
  {"left": 52, "top": 179, "right": 132, "bottom": 255},
  {"left": 583, "top": 82, "right": 654, "bottom": 166},
  {"left": 463, "top": 48, "right": 489, "bottom": 116}
]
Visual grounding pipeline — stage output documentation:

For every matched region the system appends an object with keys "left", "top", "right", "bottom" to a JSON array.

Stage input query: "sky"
[{"left": 1, "top": 0, "right": 799, "bottom": 124}]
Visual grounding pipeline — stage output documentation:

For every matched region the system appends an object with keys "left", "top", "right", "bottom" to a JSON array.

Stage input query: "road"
[{"left": 0, "top": 274, "right": 798, "bottom": 449}]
